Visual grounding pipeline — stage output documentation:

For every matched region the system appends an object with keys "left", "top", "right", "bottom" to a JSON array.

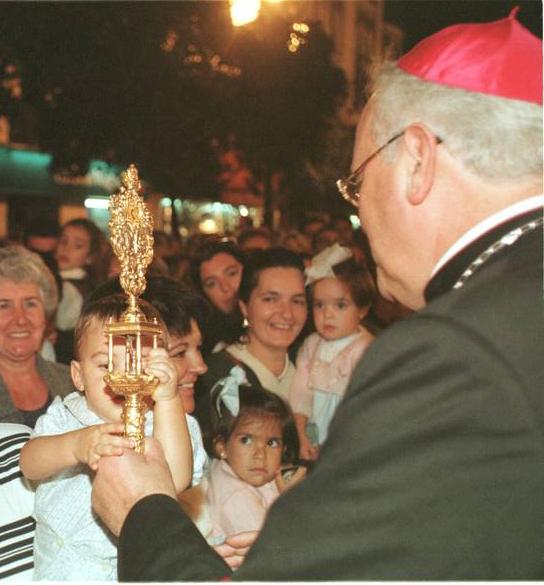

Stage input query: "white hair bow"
[
  {"left": 305, "top": 242, "right": 353, "bottom": 286},
  {"left": 214, "top": 365, "right": 248, "bottom": 417}
]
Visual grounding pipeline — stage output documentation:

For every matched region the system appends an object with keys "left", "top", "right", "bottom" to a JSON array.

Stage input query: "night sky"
[{"left": 385, "top": 0, "right": 542, "bottom": 50}]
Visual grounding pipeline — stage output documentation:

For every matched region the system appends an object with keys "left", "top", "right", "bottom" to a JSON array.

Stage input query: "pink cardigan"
[
  {"left": 289, "top": 330, "right": 373, "bottom": 417},
  {"left": 206, "top": 459, "right": 279, "bottom": 538}
]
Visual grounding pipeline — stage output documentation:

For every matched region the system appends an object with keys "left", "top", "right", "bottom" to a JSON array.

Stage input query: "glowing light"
[
  {"left": 293, "top": 22, "right": 310, "bottom": 33},
  {"left": 160, "top": 197, "right": 172, "bottom": 207},
  {"left": 161, "top": 30, "right": 178, "bottom": 53},
  {"left": 199, "top": 217, "right": 218, "bottom": 234},
  {"left": 239, "top": 205, "right": 249, "bottom": 217},
  {"left": 84, "top": 198, "right": 109, "bottom": 210},
  {"left": 230, "top": 0, "right": 261, "bottom": 27},
  {"left": 288, "top": 24, "right": 308, "bottom": 53}
]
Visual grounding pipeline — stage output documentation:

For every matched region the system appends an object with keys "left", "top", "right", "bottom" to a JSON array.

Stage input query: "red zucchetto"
[{"left": 397, "top": 7, "right": 542, "bottom": 105}]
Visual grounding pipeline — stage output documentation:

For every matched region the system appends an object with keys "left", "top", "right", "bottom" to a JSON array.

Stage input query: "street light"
[{"left": 229, "top": 0, "right": 261, "bottom": 27}]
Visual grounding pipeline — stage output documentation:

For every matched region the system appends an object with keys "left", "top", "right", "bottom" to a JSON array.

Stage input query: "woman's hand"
[
  {"left": 75, "top": 422, "right": 132, "bottom": 471},
  {"left": 213, "top": 531, "right": 259, "bottom": 570},
  {"left": 145, "top": 348, "right": 180, "bottom": 403},
  {"left": 275, "top": 465, "right": 307, "bottom": 494}
]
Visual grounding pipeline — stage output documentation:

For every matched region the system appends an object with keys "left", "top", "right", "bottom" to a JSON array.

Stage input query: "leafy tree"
[{"left": 0, "top": 2, "right": 347, "bottom": 218}]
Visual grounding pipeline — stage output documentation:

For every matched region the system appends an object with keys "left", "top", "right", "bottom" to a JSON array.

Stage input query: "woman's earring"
[
  {"left": 220, "top": 451, "right": 227, "bottom": 460},
  {"left": 242, "top": 316, "right": 249, "bottom": 328}
]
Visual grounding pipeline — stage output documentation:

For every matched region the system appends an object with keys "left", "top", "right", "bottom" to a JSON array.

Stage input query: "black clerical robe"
[{"left": 118, "top": 207, "right": 544, "bottom": 580}]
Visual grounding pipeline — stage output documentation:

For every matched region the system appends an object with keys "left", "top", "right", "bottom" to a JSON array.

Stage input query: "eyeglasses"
[
  {"left": 336, "top": 131, "right": 444, "bottom": 208},
  {"left": 336, "top": 131, "right": 406, "bottom": 208}
]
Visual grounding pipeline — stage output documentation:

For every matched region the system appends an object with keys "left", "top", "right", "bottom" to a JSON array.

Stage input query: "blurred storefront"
[
  {"left": 0, "top": 144, "right": 122, "bottom": 239},
  {"left": 156, "top": 196, "right": 264, "bottom": 239},
  {"left": 0, "top": 144, "right": 263, "bottom": 240}
]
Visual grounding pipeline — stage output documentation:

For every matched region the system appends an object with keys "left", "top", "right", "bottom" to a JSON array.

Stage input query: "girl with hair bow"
[
  {"left": 192, "top": 366, "right": 305, "bottom": 546},
  {"left": 290, "top": 243, "right": 376, "bottom": 461}
]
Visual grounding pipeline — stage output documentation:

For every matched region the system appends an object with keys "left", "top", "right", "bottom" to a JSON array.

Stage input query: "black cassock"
[{"left": 118, "top": 206, "right": 544, "bottom": 580}]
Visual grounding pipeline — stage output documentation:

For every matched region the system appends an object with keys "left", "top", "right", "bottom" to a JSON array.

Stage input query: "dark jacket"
[{"left": 118, "top": 208, "right": 544, "bottom": 580}]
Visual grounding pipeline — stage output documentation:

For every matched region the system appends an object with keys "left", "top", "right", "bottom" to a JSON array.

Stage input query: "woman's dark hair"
[
  {"left": 309, "top": 257, "right": 377, "bottom": 309},
  {"left": 189, "top": 240, "right": 246, "bottom": 295},
  {"left": 238, "top": 247, "right": 305, "bottom": 304},
  {"left": 87, "top": 275, "right": 210, "bottom": 337},
  {"left": 205, "top": 380, "right": 299, "bottom": 465}
]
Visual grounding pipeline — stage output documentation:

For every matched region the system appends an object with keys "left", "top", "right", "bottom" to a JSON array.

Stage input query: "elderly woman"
[{"left": 0, "top": 246, "right": 74, "bottom": 426}]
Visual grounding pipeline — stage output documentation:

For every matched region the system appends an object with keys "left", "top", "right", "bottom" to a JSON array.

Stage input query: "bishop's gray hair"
[{"left": 369, "top": 62, "right": 542, "bottom": 183}]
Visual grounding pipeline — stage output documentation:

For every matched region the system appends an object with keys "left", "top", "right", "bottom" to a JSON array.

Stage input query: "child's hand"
[
  {"left": 299, "top": 435, "right": 319, "bottom": 461},
  {"left": 74, "top": 423, "right": 132, "bottom": 471},
  {"left": 275, "top": 465, "right": 307, "bottom": 494},
  {"left": 145, "top": 348, "right": 179, "bottom": 402}
]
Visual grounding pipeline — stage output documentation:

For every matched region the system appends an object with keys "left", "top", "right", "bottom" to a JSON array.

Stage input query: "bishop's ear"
[{"left": 402, "top": 123, "right": 441, "bottom": 206}]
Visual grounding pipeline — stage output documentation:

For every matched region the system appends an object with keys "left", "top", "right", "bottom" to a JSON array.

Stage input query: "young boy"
[{"left": 20, "top": 294, "right": 194, "bottom": 581}]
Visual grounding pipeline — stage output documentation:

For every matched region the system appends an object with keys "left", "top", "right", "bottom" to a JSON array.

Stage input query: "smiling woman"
[
  {"left": 195, "top": 248, "right": 308, "bottom": 438},
  {"left": 0, "top": 246, "right": 74, "bottom": 427}
]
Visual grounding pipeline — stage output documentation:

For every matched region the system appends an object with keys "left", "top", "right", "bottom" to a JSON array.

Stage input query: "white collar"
[
  {"left": 60, "top": 267, "right": 87, "bottom": 280},
  {"left": 431, "top": 195, "right": 544, "bottom": 278}
]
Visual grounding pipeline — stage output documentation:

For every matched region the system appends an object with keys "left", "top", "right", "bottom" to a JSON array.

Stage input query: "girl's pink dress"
[{"left": 205, "top": 459, "right": 279, "bottom": 539}]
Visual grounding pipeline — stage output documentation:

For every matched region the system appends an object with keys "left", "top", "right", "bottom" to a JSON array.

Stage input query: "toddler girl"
[
  {"left": 20, "top": 295, "right": 196, "bottom": 581},
  {"left": 192, "top": 366, "right": 305, "bottom": 544},
  {"left": 289, "top": 243, "right": 376, "bottom": 460}
]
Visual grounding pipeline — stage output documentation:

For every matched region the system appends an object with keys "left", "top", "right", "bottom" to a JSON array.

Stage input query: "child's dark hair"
[
  {"left": 73, "top": 293, "right": 166, "bottom": 359},
  {"left": 311, "top": 257, "right": 377, "bottom": 309},
  {"left": 205, "top": 378, "right": 299, "bottom": 465},
  {"left": 87, "top": 276, "right": 210, "bottom": 338}
]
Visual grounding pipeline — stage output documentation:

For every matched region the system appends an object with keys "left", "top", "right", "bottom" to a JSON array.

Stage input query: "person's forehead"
[
  {"left": 235, "top": 414, "right": 282, "bottom": 435},
  {"left": 80, "top": 317, "right": 108, "bottom": 350},
  {"left": 63, "top": 225, "right": 89, "bottom": 239},
  {"left": 314, "top": 277, "right": 349, "bottom": 297},
  {"left": 255, "top": 266, "right": 303, "bottom": 291},
  {"left": 0, "top": 280, "right": 41, "bottom": 297},
  {"left": 169, "top": 319, "right": 202, "bottom": 346},
  {"left": 201, "top": 252, "right": 240, "bottom": 275}
]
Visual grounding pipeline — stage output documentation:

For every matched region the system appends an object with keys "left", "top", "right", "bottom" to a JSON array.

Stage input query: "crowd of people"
[
  {"left": 0, "top": 206, "right": 399, "bottom": 580},
  {"left": 0, "top": 7, "right": 542, "bottom": 581}
]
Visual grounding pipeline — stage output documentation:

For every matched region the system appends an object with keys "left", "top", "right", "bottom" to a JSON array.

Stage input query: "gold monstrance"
[{"left": 104, "top": 164, "right": 161, "bottom": 453}]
